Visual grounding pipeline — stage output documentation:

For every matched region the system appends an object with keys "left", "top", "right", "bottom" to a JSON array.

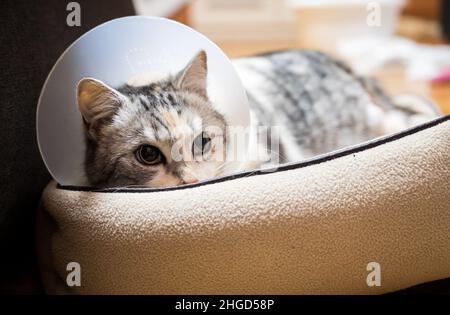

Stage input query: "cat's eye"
[
  {"left": 136, "top": 145, "right": 163, "bottom": 165},
  {"left": 192, "top": 133, "right": 212, "bottom": 156}
]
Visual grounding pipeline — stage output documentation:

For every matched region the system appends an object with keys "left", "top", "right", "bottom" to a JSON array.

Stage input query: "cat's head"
[{"left": 77, "top": 51, "right": 229, "bottom": 188}]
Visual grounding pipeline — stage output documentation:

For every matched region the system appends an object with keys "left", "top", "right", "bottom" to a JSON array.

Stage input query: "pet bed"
[{"left": 37, "top": 115, "right": 450, "bottom": 294}]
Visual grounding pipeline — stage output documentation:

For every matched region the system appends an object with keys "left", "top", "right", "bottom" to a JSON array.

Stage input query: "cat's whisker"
[
  {"left": 264, "top": 148, "right": 288, "bottom": 163},
  {"left": 213, "top": 161, "right": 235, "bottom": 175},
  {"left": 105, "top": 183, "right": 177, "bottom": 191}
]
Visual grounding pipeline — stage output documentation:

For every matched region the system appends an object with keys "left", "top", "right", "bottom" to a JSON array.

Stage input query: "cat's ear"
[
  {"left": 77, "top": 78, "right": 125, "bottom": 140},
  {"left": 174, "top": 50, "right": 208, "bottom": 98}
]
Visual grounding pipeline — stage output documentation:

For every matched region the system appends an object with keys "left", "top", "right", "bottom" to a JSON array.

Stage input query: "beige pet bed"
[{"left": 37, "top": 115, "right": 450, "bottom": 294}]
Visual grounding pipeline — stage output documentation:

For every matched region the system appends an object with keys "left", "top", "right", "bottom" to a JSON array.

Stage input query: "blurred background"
[
  {"left": 1, "top": 0, "right": 449, "bottom": 294},
  {"left": 133, "top": 0, "right": 450, "bottom": 115}
]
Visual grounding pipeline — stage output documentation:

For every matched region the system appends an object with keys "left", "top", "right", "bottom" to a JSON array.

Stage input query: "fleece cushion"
[{"left": 37, "top": 115, "right": 450, "bottom": 294}]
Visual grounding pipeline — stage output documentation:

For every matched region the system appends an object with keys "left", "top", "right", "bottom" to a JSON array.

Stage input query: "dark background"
[
  {"left": 0, "top": 0, "right": 135, "bottom": 293},
  {"left": 443, "top": 0, "right": 450, "bottom": 39}
]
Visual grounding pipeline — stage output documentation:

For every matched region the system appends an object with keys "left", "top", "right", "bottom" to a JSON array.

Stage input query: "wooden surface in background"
[
  {"left": 370, "top": 67, "right": 450, "bottom": 115},
  {"left": 402, "top": 0, "right": 441, "bottom": 20},
  {"left": 429, "top": 82, "right": 450, "bottom": 114},
  {"left": 168, "top": 3, "right": 191, "bottom": 25}
]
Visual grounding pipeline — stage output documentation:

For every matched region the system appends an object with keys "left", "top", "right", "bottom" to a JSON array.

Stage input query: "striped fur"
[
  {"left": 233, "top": 50, "right": 439, "bottom": 165},
  {"left": 77, "top": 51, "right": 227, "bottom": 188}
]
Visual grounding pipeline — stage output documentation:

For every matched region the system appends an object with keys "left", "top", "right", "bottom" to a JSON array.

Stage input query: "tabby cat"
[{"left": 77, "top": 50, "right": 439, "bottom": 188}]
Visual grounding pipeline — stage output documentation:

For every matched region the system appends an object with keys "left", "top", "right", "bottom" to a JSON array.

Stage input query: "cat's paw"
[
  {"left": 382, "top": 94, "right": 442, "bottom": 133},
  {"left": 392, "top": 93, "right": 442, "bottom": 122}
]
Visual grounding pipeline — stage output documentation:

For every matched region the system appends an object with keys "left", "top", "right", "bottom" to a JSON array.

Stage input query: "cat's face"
[{"left": 77, "top": 51, "right": 228, "bottom": 188}]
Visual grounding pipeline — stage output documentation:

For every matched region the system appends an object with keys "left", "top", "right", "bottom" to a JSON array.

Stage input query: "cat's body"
[
  {"left": 234, "top": 50, "right": 439, "bottom": 165},
  {"left": 77, "top": 50, "right": 439, "bottom": 188}
]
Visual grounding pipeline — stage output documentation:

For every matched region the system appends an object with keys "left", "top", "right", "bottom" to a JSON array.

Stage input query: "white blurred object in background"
[
  {"left": 287, "top": 0, "right": 405, "bottom": 52},
  {"left": 338, "top": 36, "right": 450, "bottom": 81},
  {"left": 190, "top": 0, "right": 297, "bottom": 41},
  {"left": 132, "top": 0, "right": 187, "bottom": 17}
]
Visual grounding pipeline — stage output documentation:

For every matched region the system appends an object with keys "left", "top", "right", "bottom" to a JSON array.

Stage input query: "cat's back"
[{"left": 232, "top": 50, "right": 379, "bottom": 160}]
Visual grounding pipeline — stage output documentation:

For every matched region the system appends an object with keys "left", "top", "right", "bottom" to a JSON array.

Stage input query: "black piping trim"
[{"left": 57, "top": 114, "right": 449, "bottom": 193}]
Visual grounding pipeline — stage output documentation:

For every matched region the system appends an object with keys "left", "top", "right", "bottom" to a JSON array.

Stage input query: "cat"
[
  {"left": 77, "top": 51, "right": 227, "bottom": 188},
  {"left": 232, "top": 50, "right": 440, "bottom": 166},
  {"left": 77, "top": 50, "right": 440, "bottom": 188}
]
